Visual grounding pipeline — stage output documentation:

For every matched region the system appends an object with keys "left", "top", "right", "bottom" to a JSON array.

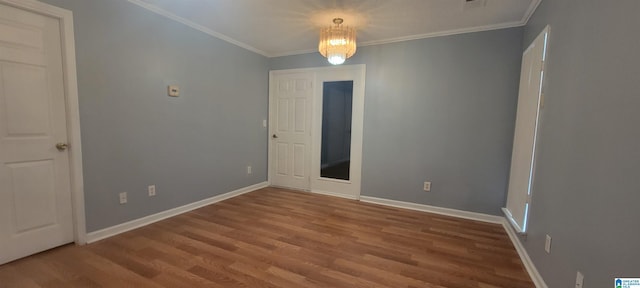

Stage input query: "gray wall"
[
  {"left": 40, "top": 0, "right": 269, "bottom": 232},
  {"left": 271, "top": 28, "right": 524, "bottom": 215},
  {"left": 519, "top": 1, "right": 640, "bottom": 287}
]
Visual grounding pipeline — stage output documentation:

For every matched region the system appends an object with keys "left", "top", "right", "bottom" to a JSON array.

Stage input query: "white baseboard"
[
  {"left": 358, "top": 196, "right": 546, "bottom": 287},
  {"left": 310, "top": 189, "right": 360, "bottom": 200},
  {"left": 359, "top": 196, "right": 503, "bottom": 224},
  {"left": 502, "top": 218, "right": 548, "bottom": 288},
  {"left": 86, "top": 181, "right": 269, "bottom": 243}
]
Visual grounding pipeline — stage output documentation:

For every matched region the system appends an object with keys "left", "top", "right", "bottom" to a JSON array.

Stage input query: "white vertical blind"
[{"left": 504, "top": 26, "right": 549, "bottom": 233}]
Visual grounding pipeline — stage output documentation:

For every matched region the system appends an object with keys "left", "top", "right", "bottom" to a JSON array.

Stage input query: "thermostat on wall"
[{"left": 168, "top": 85, "right": 180, "bottom": 97}]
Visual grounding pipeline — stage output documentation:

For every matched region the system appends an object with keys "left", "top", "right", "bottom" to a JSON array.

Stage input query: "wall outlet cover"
[
  {"left": 168, "top": 85, "right": 180, "bottom": 97},
  {"left": 423, "top": 181, "right": 431, "bottom": 192},
  {"left": 119, "top": 192, "right": 127, "bottom": 204},
  {"left": 575, "top": 271, "right": 584, "bottom": 288}
]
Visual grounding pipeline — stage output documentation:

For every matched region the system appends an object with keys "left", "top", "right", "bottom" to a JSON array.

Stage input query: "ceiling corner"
[
  {"left": 126, "top": 0, "right": 271, "bottom": 57},
  {"left": 521, "top": 0, "right": 543, "bottom": 25}
]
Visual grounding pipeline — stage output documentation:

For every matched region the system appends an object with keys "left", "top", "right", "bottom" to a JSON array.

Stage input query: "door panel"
[
  {"left": 293, "top": 144, "right": 305, "bottom": 177},
  {"left": 294, "top": 98, "right": 306, "bottom": 132},
  {"left": 9, "top": 160, "right": 57, "bottom": 232},
  {"left": 3, "top": 64, "right": 50, "bottom": 136},
  {"left": 276, "top": 99, "right": 289, "bottom": 132},
  {"left": 276, "top": 143, "right": 288, "bottom": 175},
  {"left": 0, "top": 3, "right": 74, "bottom": 264}
]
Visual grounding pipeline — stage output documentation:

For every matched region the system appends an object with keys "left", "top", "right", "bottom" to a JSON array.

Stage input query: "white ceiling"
[{"left": 129, "top": 0, "right": 541, "bottom": 57}]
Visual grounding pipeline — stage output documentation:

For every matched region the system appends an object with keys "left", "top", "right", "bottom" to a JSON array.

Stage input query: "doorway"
[
  {"left": 269, "top": 65, "right": 365, "bottom": 199},
  {"left": 504, "top": 26, "right": 550, "bottom": 233},
  {"left": 0, "top": 0, "right": 85, "bottom": 264},
  {"left": 320, "top": 81, "right": 353, "bottom": 181}
]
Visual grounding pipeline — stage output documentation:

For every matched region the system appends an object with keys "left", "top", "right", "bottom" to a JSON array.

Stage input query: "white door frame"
[
  {"left": 268, "top": 65, "right": 365, "bottom": 199},
  {"left": 1, "top": 0, "right": 86, "bottom": 244}
]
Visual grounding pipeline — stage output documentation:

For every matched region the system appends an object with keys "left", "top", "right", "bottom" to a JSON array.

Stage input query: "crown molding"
[
  {"left": 522, "top": 0, "right": 543, "bottom": 24},
  {"left": 128, "top": 0, "right": 542, "bottom": 59},
  {"left": 127, "top": 0, "right": 270, "bottom": 57},
  {"left": 272, "top": 21, "right": 525, "bottom": 58},
  {"left": 358, "top": 21, "right": 525, "bottom": 48}
]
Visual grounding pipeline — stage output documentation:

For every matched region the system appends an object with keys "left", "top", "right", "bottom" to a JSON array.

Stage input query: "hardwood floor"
[{"left": 0, "top": 187, "right": 534, "bottom": 288}]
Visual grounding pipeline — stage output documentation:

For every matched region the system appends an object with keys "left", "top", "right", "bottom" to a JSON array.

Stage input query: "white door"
[
  {"left": 310, "top": 65, "right": 365, "bottom": 199},
  {"left": 269, "top": 72, "right": 313, "bottom": 190},
  {"left": 504, "top": 26, "right": 549, "bottom": 233},
  {"left": 0, "top": 2, "right": 74, "bottom": 264}
]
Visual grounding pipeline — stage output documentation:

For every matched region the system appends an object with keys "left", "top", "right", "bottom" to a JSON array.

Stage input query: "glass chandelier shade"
[{"left": 318, "top": 18, "right": 357, "bottom": 65}]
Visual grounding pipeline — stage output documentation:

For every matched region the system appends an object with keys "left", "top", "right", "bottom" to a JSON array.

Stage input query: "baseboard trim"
[
  {"left": 86, "top": 181, "right": 269, "bottom": 243},
  {"left": 359, "top": 196, "right": 503, "bottom": 224},
  {"left": 359, "top": 196, "right": 546, "bottom": 287},
  {"left": 502, "top": 218, "right": 548, "bottom": 288},
  {"left": 310, "top": 189, "right": 360, "bottom": 200}
]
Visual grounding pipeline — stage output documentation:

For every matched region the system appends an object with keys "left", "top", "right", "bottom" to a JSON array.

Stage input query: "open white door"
[
  {"left": 504, "top": 26, "right": 549, "bottom": 233},
  {"left": 310, "top": 65, "right": 365, "bottom": 199},
  {"left": 0, "top": 1, "right": 83, "bottom": 264}
]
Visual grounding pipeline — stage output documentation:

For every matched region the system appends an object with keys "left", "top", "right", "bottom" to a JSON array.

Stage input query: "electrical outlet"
[
  {"left": 575, "top": 271, "right": 584, "bottom": 288},
  {"left": 148, "top": 185, "right": 156, "bottom": 197},
  {"left": 262, "top": 119, "right": 267, "bottom": 127},
  {"left": 545, "top": 234, "right": 552, "bottom": 253},
  {"left": 119, "top": 192, "right": 127, "bottom": 204},
  {"left": 423, "top": 181, "right": 431, "bottom": 192},
  {"left": 247, "top": 165, "right": 252, "bottom": 175}
]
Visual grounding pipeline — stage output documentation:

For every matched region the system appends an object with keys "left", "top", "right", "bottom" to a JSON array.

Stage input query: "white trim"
[
  {"left": 86, "top": 182, "right": 269, "bottom": 243},
  {"left": 360, "top": 195, "right": 547, "bottom": 287},
  {"left": 522, "top": 0, "right": 543, "bottom": 24},
  {"left": 269, "top": 48, "right": 322, "bottom": 59},
  {"left": 502, "top": 218, "right": 548, "bottom": 288},
  {"left": 310, "top": 189, "right": 359, "bottom": 200},
  {"left": 359, "top": 196, "right": 503, "bottom": 224},
  {"left": 268, "top": 22, "right": 528, "bottom": 58},
  {"left": 126, "top": 0, "right": 269, "bottom": 57},
  {"left": 126, "top": 0, "right": 542, "bottom": 59},
  {"left": 503, "top": 207, "right": 526, "bottom": 234},
  {"left": 358, "top": 21, "right": 524, "bottom": 49},
  {"left": 0, "top": 0, "right": 87, "bottom": 245}
]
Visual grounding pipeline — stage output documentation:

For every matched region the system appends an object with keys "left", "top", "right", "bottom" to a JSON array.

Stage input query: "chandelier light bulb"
[{"left": 318, "top": 18, "right": 357, "bottom": 65}]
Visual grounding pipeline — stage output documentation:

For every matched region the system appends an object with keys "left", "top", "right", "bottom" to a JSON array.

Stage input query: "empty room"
[{"left": 0, "top": 0, "right": 638, "bottom": 287}]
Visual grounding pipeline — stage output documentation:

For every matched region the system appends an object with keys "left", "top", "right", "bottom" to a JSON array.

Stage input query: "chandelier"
[{"left": 318, "top": 18, "right": 357, "bottom": 65}]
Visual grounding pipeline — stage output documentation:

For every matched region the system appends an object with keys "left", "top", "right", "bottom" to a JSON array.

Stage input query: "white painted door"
[
  {"left": 310, "top": 65, "right": 365, "bottom": 199},
  {"left": 269, "top": 72, "right": 313, "bottom": 190},
  {"left": 504, "top": 26, "right": 549, "bottom": 233},
  {"left": 0, "top": 3, "right": 74, "bottom": 264}
]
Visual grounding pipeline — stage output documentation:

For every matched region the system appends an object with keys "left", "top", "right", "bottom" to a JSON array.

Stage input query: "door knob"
[
  {"left": 272, "top": 134, "right": 278, "bottom": 139},
  {"left": 55, "top": 143, "right": 68, "bottom": 151}
]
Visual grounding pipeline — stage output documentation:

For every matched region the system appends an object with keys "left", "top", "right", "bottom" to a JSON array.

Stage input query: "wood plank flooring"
[{"left": 0, "top": 187, "right": 534, "bottom": 287}]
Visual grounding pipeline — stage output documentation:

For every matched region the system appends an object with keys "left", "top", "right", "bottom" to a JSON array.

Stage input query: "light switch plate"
[
  {"left": 545, "top": 235, "right": 552, "bottom": 253},
  {"left": 168, "top": 85, "right": 180, "bottom": 97}
]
